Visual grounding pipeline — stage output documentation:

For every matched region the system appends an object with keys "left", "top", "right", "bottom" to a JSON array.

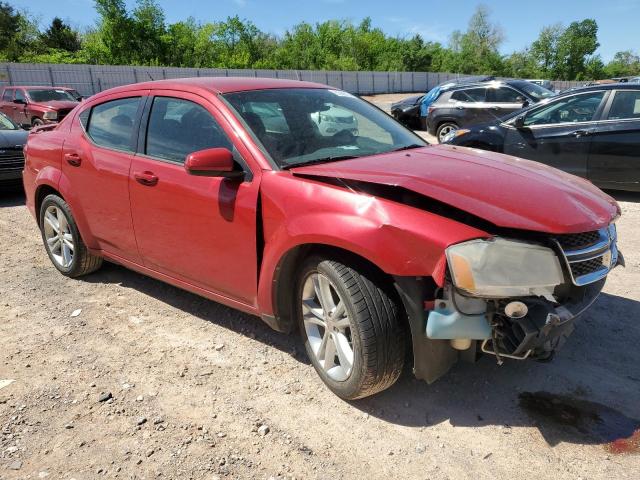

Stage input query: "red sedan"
[{"left": 23, "top": 78, "right": 622, "bottom": 399}]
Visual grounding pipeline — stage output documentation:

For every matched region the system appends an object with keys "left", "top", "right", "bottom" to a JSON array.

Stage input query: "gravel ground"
[{"left": 1, "top": 102, "right": 640, "bottom": 479}]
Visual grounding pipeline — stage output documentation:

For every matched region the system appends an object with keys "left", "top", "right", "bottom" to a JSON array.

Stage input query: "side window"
[
  {"left": 524, "top": 92, "right": 605, "bottom": 126},
  {"left": 607, "top": 91, "right": 640, "bottom": 120},
  {"left": 2, "top": 89, "right": 13, "bottom": 101},
  {"left": 86, "top": 97, "right": 141, "bottom": 152},
  {"left": 146, "top": 97, "right": 232, "bottom": 164},
  {"left": 451, "top": 88, "right": 486, "bottom": 103},
  {"left": 78, "top": 108, "right": 90, "bottom": 130},
  {"left": 14, "top": 90, "right": 25, "bottom": 103},
  {"left": 488, "top": 87, "right": 524, "bottom": 103}
]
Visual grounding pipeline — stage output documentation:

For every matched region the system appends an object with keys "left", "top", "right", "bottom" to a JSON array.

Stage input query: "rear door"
[
  {"left": 503, "top": 90, "right": 608, "bottom": 177},
  {"left": 587, "top": 89, "right": 640, "bottom": 190},
  {"left": 486, "top": 86, "right": 528, "bottom": 120},
  {"left": 62, "top": 92, "right": 146, "bottom": 263},
  {"left": 448, "top": 87, "right": 489, "bottom": 127},
  {"left": 128, "top": 90, "right": 260, "bottom": 305}
]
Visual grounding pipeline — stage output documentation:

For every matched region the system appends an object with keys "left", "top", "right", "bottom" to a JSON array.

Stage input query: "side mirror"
[
  {"left": 13, "top": 98, "right": 26, "bottom": 105},
  {"left": 513, "top": 114, "right": 526, "bottom": 129},
  {"left": 184, "top": 148, "right": 244, "bottom": 179}
]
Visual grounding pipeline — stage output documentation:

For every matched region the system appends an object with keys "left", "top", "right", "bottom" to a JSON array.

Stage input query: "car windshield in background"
[
  {"left": 27, "top": 89, "right": 77, "bottom": 102},
  {"left": 223, "top": 88, "right": 426, "bottom": 168},
  {"left": 516, "top": 81, "right": 556, "bottom": 100},
  {"left": 0, "top": 113, "right": 17, "bottom": 130}
]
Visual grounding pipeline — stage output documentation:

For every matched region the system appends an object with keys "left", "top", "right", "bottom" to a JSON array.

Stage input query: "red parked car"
[
  {"left": 23, "top": 78, "right": 623, "bottom": 399},
  {"left": 0, "top": 86, "right": 80, "bottom": 128}
]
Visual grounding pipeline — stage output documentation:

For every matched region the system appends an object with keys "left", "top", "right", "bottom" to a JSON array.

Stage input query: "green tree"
[
  {"left": 604, "top": 50, "right": 640, "bottom": 77},
  {"left": 41, "top": 18, "right": 81, "bottom": 52}
]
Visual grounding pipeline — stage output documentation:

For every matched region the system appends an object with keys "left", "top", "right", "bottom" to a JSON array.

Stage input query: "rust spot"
[{"left": 519, "top": 391, "right": 640, "bottom": 455}]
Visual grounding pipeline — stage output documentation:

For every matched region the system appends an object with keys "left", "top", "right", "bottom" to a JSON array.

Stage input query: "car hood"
[
  {"left": 391, "top": 95, "right": 423, "bottom": 108},
  {"left": 0, "top": 128, "right": 28, "bottom": 146},
  {"left": 289, "top": 145, "right": 619, "bottom": 234},
  {"left": 32, "top": 100, "right": 79, "bottom": 110}
]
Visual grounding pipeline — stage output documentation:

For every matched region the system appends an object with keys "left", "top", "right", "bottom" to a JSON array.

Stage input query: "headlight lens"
[
  {"left": 43, "top": 111, "right": 58, "bottom": 120},
  {"left": 446, "top": 238, "right": 564, "bottom": 298}
]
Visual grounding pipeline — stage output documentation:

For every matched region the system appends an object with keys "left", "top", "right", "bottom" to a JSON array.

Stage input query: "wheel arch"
[
  {"left": 264, "top": 243, "right": 407, "bottom": 335},
  {"left": 35, "top": 184, "right": 63, "bottom": 225}
]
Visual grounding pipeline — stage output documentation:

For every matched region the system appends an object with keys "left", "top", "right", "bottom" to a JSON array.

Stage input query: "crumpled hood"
[{"left": 290, "top": 145, "right": 619, "bottom": 234}]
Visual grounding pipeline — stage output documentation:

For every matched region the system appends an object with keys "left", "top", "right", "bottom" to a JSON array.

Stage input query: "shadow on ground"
[
  {"left": 0, "top": 188, "right": 25, "bottom": 207},
  {"left": 82, "top": 260, "right": 640, "bottom": 451}
]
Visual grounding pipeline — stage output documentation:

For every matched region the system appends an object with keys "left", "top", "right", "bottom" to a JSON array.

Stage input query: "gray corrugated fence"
[{"left": 0, "top": 63, "right": 582, "bottom": 96}]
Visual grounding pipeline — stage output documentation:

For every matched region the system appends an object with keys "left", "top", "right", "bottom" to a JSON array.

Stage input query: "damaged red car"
[{"left": 23, "top": 78, "right": 623, "bottom": 399}]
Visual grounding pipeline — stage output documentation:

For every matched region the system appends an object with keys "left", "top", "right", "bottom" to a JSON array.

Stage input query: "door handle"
[
  {"left": 572, "top": 129, "right": 592, "bottom": 138},
  {"left": 64, "top": 153, "right": 82, "bottom": 167},
  {"left": 134, "top": 171, "right": 158, "bottom": 186}
]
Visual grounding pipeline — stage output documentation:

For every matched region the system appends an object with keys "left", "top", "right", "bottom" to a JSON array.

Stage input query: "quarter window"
[
  {"left": 451, "top": 88, "right": 486, "bottom": 103},
  {"left": 607, "top": 91, "right": 640, "bottom": 120},
  {"left": 86, "top": 97, "right": 141, "bottom": 152},
  {"left": 145, "top": 97, "right": 232, "bottom": 163},
  {"left": 523, "top": 92, "right": 605, "bottom": 126}
]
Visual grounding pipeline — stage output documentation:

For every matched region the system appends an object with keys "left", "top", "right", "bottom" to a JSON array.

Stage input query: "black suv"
[{"left": 426, "top": 80, "right": 555, "bottom": 142}]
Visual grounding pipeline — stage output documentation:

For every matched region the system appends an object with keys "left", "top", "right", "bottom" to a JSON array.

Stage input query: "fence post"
[
  {"left": 355, "top": 72, "right": 360, "bottom": 95},
  {"left": 48, "top": 66, "right": 55, "bottom": 86},
  {"left": 6, "top": 63, "right": 13, "bottom": 85},
  {"left": 388, "top": 71, "right": 391, "bottom": 93},
  {"left": 340, "top": 71, "right": 344, "bottom": 90},
  {"left": 133, "top": 67, "right": 138, "bottom": 83},
  {"left": 411, "top": 72, "right": 415, "bottom": 92},
  {"left": 88, "top": 66, "right": 96, "bottom": 95}
]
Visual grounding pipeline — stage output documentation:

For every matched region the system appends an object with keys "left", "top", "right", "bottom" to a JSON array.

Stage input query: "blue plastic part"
[{"left": 426, "top": 307, "right": 491, "bottom": 340}]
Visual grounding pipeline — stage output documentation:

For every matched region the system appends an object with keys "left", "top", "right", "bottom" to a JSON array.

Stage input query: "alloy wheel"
[
  {"left": 43, "top": 205, "right": 74, "bottom": 268},
  {"left": 302, "top": 272, "right": 354, "bottom": 381},
  {"left": 438, "top": 124, "right": 456, "bottom": 142}
]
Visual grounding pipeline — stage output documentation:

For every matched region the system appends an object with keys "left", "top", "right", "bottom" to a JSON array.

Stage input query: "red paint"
[
  {"left": 22, "top": 77, "right": 620, "bottom": 322},
  {"left": 606, "top": 429, "right": 640, "bottom": 455}
]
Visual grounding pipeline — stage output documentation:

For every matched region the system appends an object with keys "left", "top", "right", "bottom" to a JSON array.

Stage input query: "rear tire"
[
  {"left": 436, "top": 122, "right": 458, "bottom": 143},
  {"left": 39, "top": 194, "right": 103, "bottom": 278},
  {"left": 297, "top": 257, "right": 406, "bottom": 400}
]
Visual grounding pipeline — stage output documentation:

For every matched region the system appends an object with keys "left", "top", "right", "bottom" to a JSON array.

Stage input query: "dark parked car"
[
  {"left": 443, "top": 83, "right": 640, "bottom": 191},
  {"left": 0, "top": 112, "right": 28, "bottom": 187},
  {"left": 426, "top": 80, "right": 556, "bottom": 142},
  {"left": 390, "top": 94, "right": 423, "bottom": 128},
  {"left": 0, "top": 86, "right": 80, "bottom": 128}
]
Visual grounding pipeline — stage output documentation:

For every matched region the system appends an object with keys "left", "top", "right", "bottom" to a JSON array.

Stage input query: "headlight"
[
  {"left": 43, "top": 111, "right": 58, "bottom": 120},
  {"left": 442, "top": 128, "right": 469, "bottom": 143},
  {"left": 446, "top": 238, "right": 564, "bottom": 298}
]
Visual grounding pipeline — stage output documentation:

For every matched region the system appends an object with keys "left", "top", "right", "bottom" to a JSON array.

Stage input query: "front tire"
[
  {"left": 39, "top": 194, "right": 103, "bottom": 277},
  {"left": 32, "top": 118, "right": 44, "bottom": 128},
  {"left": 297, "top": 257, "right": 406, "bottom": 399}
]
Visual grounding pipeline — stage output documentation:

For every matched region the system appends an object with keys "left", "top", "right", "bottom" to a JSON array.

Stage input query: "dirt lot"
[{"left": 2, "top": 111, "right": 640, "bottom": 479}]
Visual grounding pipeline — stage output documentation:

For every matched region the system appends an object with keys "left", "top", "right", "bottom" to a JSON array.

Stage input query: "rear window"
[
  {"left": 607, "top": 91, "right": 640, "bottom": 120},
  {"left": 451, "top": 88, "right": 486, "bottom": 103},
  {"left": 2, "top": 89, "right": 13, "bottom": 101},
  {"left": 86, "top": 97, "right": 141, "bottom": 152}
]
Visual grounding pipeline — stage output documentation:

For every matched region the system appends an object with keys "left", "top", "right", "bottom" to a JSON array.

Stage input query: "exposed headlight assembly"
[
  {"left": 446, "top": 237, "right": 564, "bottom": 298},
  {"left": 442, "top": 128, "right": 469, "bottom": 143},
  {"left": 42, "top": 111, "right": 58, "bottom": 120}
]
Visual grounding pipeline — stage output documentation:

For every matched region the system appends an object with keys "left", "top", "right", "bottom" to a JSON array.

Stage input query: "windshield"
[
  {"left": 27, "top": 89, "right": 77, "bottom": 103},
  {"left": 224, "top": 88, "right": 426, "bottom": 168},
  {"left": 515, "top": 82, "right": 556, "bottom": 101},
  {"left": 0, "top": 113, "right": 17, "bottom": 130}
]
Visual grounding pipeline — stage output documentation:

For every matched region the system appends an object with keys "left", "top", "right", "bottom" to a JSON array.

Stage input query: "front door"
[
  {"left": 128, "top": 92, "right": 260, "bottom": 305},
  {"left": 13, "top": 89, "right": 28, "bottom": 126},
  {"left": 503, "top": 90, "right": 607, "bottom": 178},
  {"left": 588, "top": 89, "right": 640, "bottom": 190}
]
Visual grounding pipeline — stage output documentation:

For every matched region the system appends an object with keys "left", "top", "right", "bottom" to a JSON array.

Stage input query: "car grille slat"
[
  {"left": 552, "top": 227, "right": 616, "bottom": 286},
  {"left": 0, "top": 148, "right": 25, "bottom": 171}
]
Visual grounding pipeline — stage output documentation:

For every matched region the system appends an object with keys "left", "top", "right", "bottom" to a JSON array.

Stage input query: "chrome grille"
[
  {"left": 552, "top": 226, "right": 617, "bottom": 286},
  {"left": 0, "top": 147, "right": 24, "bottom": 171}
]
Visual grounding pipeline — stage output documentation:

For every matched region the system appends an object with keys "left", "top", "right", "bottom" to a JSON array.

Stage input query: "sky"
[{"left": 12, "top": 0, "right": 640, "bottom": 62}]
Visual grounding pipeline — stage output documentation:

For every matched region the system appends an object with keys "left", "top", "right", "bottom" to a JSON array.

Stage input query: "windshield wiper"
[
  {"left": 391, "top": 144, "right": 425, "bottom": 152},
  {"left": 282, "top": 155, "right": 359, "bottom": 169}
]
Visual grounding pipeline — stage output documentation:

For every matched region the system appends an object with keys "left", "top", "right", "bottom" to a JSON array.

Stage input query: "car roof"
[
  {"left": 91, "top": 77, "right": 330, "bottom": 99},
  {"left": 443, "top": 79, "right": 525, "bottom": 92},
  {"left": 559, "top": 83, "right": 640, "bottom": 94},
  {"left": 2, "top": 85, "right": 75, "bottom": 90}
]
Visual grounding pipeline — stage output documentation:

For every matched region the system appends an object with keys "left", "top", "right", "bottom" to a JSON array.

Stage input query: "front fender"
[{"left": 256, "top": 172, "right": 488, "bottom": 316}]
